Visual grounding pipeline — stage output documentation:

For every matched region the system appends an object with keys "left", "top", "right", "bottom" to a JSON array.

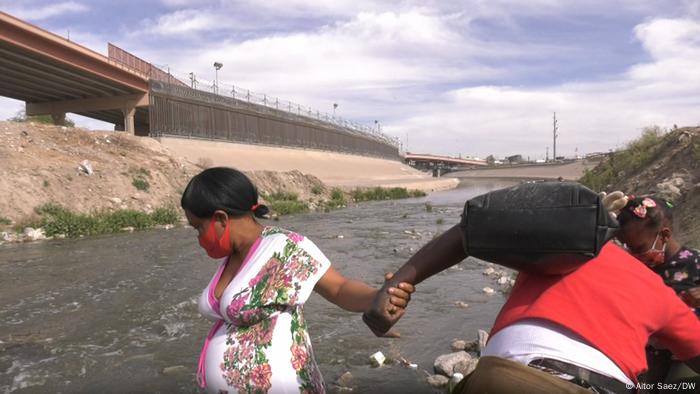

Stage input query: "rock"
[
  {"left": 369, "top": 351, "right": 385, "bottom": 367},
  {"left": 427, "top": 374, "right": 449, "bottom": 388},
  {"left": 337, "top": 235, "right": 344, "bottom": 239},
  {"left": 463, "top": 340, "right": 479, "bottom": 352},
  {"left": 79, "top": 160, "right": 93, "bottom": 176},
  {"left": 108, "top": 197, "right": 122, "bottom": 205},
  {"left": 482, "top": 287, "right": 495, "bottom": 295},
  {"left": 1, "top": 232, "right": 18, "bottom": 243},
  {"left": 163, "top": 224, "right": 174, "bottom": 230},
  {"left": 454, "top": 358, "right": 478, "bottom": 376},
  {"left": 161, "top": 365, "right": 188, "bottom": 375},
  {"left": 449, "top": 373, "right": 465, "bottom": 392},
  {"left": 497, "top": 276, "right": 509, "bottom": 285},
  {"left": 121, "top": 227, "right": 135, "bottom": 232},
  {"left": 483, "top": 267, "right": 495, "bottom": 276},
  {"left": 451, "top": 340, "right": 467, "bottom": 351},
  {"left": 455, "top": 301, "right": 470, "bottom": 309},
  {"left": 23, "top": 227, "right": 46, "bottom": 241},
  {"left": 477, "top": 330, "right": 489, "bottom": 354},
  {"left": 335, "top": 371, "right": 353, "bottom": 388},
  {"left": 434, "top": 351, "right": 471, "bottom": 377}
]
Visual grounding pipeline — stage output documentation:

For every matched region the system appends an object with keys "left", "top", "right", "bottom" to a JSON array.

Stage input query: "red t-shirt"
[{"left": 491, "top": 242, "right": 700, "bottom": 381}]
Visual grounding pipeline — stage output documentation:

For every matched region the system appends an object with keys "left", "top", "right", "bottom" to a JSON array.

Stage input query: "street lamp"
[
  {"left": 213, "top": 62, "right": 223, "bottom": 94},
  {"left": 333, "top": 103, "right": 338, "bottom": 117}
]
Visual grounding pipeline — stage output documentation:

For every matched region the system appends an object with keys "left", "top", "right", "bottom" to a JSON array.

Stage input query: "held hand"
[
  {"left": 681, "top": 287, "right": 700, "bottom": 308},
  {"left": 384, "top": 272, "right": 415, "bottom": 310},
  {"left": 362, "top": 273, "right": 414, "bottom": 337}
]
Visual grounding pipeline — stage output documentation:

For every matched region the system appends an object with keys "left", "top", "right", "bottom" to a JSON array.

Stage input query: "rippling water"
[{"left": 0, "top": 179, "right": 516, "bottom": 393}]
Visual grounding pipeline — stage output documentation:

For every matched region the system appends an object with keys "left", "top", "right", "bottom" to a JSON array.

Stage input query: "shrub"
[{"left": 29, "top": 203, "right": 179, "bottom": 238}]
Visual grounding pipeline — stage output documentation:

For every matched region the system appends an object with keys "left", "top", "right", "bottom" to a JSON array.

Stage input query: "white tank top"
[{"left": 482, "top": 318, "right": 634, "bottom": 386}]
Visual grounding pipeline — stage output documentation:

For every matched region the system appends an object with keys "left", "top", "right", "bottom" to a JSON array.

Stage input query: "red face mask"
[
  {"left": 634, "top": 233, "right": 666, "bottom": 267},
  {"left": 198, "top": 217, "right": 231, "bottom": 259}
]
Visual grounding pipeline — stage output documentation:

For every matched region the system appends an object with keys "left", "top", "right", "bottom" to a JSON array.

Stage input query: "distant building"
[{"left": 507, "top": 154, "right": 524, "bottom": 164}]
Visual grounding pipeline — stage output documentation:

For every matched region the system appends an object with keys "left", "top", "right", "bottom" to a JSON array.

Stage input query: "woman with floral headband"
[
  {"left": 181, "top": 167, "right": 415, "bottom": 394},
  {"left": 617, "top": 195, "right": 700, "bottom": 391}
]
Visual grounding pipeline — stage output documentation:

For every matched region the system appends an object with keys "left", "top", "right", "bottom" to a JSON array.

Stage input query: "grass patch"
[
  {"left": 580, "top": 126, "right": 665, "bottom": 191},
  {"left": 130, "top": 167, "right": 151, "bottom": 192},
  {"left": 0, "top": 216, "right": 11, "bottom": 225},
  {"left": 263, "top": 192, "right": 309, "bottom": 216},
  {"left": 425, "top": 202, "right": 433, "bottom": 212},
  {"left": 436, "top": 218, "right": 444, "bottom": 225},
  {"left": 43, "top": 180, "right": 49, "bottom": 188},
  {"left": 30, "top": 203, "right": 179, "bottom": 238},
  {"left": 350, "top": 187, "right": 426, "bottom": 202},
  {"left": 323, "top": 188, "right": 347, "bottom": 211},
  {"left": 311, "top": 185, "right": 323, "bottom": 195}
]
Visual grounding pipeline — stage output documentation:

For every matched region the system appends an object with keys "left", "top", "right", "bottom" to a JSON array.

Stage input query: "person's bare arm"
[{"left": 363, "top": 224, "right": 467, "bottom": 336}]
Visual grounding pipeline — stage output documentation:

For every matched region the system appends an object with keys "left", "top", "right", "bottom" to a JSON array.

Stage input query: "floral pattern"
[
  {"left": 652, "top": 246, "right": 700, "bottom": 317},
  {"left": 214, "top": 227, "right": 329, "bottom": 393}
]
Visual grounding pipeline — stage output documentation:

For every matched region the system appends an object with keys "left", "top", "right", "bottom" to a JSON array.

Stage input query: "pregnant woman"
[{"left": 182, "top": 167, "right": 414, "bottom": 393}]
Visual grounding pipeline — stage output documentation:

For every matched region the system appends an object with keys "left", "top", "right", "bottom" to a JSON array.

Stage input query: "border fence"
[
  {"left": 108, "top": 44, "right": 400, "bottom": 159},
  {"left": 148, "top": 80, "right": 400, "bottom": 159}
]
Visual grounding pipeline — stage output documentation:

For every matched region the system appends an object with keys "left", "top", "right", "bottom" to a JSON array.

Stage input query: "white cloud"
[
  {"left": 392, "top": 17, "right": 700, "bottom": 158},
  {"left": 3, "top": 1, "right": 88, "bottom": 21}
]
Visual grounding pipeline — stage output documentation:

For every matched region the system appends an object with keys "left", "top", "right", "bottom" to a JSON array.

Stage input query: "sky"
[{"left": 1, "top": 0, "right": 699, "bottom": 159}]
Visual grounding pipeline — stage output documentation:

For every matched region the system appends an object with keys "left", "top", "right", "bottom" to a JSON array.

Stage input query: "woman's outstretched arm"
[{"left": 314, "top": 267, "right": 414, "bottom": 312}]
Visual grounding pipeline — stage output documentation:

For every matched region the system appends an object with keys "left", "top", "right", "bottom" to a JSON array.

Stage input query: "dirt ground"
[
  {"left": 0, "top": 121, "right": 453, "bottom": 228},
  {"left": 0, "top": 122, "right": 339, "bottom": 225}
]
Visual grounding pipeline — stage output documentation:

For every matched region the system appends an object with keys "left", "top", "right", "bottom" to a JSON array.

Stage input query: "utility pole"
[
  {"left": 546, "top": 146, "right": 549, "bottom": 162},
  {"left": 553, "top": 112, "right": 559, "bottom": 161},
  {"left": 189, "top": 72, "right": 197, "bottom": 89}
]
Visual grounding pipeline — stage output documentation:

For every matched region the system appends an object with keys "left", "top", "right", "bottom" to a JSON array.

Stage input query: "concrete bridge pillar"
[
  {"left": 50, "top": 112, "right": 66, "bottom": 126},
  {"left": 122, "top": 105, "right": 135, "bottom": 134}
]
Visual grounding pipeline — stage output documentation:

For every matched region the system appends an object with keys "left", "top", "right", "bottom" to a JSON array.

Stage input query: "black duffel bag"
[{"left": 460, "top": 181, "right": 618, "bottom": 275}]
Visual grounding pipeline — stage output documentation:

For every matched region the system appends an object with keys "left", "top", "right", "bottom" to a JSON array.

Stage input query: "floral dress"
[
  {"left": 651, "top": 246, "right": 700, "bottom": 317},
  {"left": 197, "top": 227, "right": 330, "bottom": 393}
]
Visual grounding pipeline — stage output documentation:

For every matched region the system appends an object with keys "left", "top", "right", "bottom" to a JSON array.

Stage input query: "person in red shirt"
[{"left": 364, "top": 220, "right": 700, "bottom": 393}]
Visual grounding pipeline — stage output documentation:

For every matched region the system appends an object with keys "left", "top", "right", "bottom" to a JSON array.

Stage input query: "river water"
[{"left": 0, "top": 179, "right": 517, "bottom": 394}]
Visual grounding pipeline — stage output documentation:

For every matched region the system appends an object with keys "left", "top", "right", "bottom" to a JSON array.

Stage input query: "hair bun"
[{"left": 252, "top": 204, "right": 270, "bottom": 218}]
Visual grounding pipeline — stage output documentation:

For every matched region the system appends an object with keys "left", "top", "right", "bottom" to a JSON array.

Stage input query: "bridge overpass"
[
  {"left": 404, "top": 152, "right": 487, "bottom": 175},
  {"left": 0, "top": 11, "right": 399, "bottom": 158}
]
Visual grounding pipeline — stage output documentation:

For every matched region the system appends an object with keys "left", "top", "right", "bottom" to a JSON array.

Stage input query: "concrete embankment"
[{"left": 160, "top": 137, "right": 458, "bottom": 192}]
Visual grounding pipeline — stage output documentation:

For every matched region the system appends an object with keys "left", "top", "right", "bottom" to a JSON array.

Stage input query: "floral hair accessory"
[{"left": 631, "top": 197, "right": 656, "bottom": 219}]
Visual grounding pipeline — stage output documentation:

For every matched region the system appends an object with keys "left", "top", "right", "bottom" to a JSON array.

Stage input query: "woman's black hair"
[
  {"left": 181, "top": 167, "right": 269, "bottom": 219},
  {"left": 618, "top": 195, "right": 673, "bottom": 230}
]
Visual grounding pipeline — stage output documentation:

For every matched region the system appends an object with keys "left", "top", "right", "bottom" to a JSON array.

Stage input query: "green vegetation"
[
  {"left": 323, "top": 188, "right": 347, "bottom": 211},
  {"left": 436, "top": 218, "right": 444, "bottom": 225},
  {"left": 263, "top": 192, "right": 309, "bottom": 216},
  {"left": 0, "top": 216, "right": 11, "bottom": 225},
  {"left": 131, "top": 167, "right": 151, "bottom": 192},
  {"left": 28, "top": 204, "right": 179, "bottom": 238},
  {"left": 350, "top": 187, "right": 426, "bottom": 202},
  {"left": 579, "top": 126, "right": 666, "bottom": 191},
  {"left": 9, "top": 110, "right": 75, "bottom": 127},
  {"left": 311, "top": 185, "right": 323, "bottom": 195},
  {"left": 43, "top": 180, "right": 50, "bottom": 188},
  {"left": 425, "top": 202, "right": 433, "bottom": 212}
]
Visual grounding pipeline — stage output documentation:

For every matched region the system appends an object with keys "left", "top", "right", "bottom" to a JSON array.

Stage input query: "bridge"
[
  {"left": 0, "top": 12, "right": 399, "bottom": 159},
  {"left": 404, "top": 152, "right": 487, "bottom": 175}
]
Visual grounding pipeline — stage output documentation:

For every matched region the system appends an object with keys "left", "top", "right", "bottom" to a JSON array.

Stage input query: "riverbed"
[{"left": 0, "top": 179, "right": 516, "bottom": 393}]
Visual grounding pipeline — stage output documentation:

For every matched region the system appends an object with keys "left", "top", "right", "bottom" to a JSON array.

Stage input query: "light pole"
[
  {"left": 213, "top": 62, "right": 223, "bottom": 94},
  {"left": 333, "top": 103, "right": 338, "bottom": 117}
]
